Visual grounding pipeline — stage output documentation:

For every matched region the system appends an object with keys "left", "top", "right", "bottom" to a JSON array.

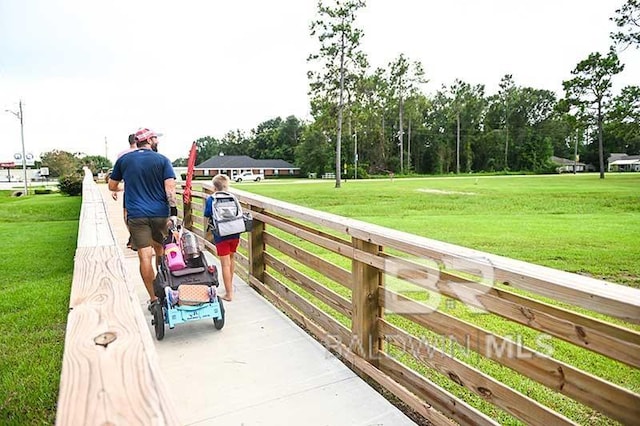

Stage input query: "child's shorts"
[{"left": 215, "top": 238, "right": 239, "bottom": 256}]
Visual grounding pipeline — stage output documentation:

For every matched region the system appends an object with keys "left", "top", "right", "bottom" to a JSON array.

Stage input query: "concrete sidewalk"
[{"left": 100, "top": 184, "right": 416, "bottom": 426}]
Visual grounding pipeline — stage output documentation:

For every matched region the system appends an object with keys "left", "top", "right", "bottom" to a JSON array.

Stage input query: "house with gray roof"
[
  {"left": 551, "top": 156, "right": 587, "bottom": 173},
  {"left": 607, "top": 153, "right": 640, "bottom": 172},
  {"left": 194, "top": 155, "right": 300, "bottom": 179}
]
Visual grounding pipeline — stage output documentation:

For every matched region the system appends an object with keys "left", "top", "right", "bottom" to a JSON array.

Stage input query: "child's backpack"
[{"left": 207, "top": 191, "right": 253, "bottom": 238}]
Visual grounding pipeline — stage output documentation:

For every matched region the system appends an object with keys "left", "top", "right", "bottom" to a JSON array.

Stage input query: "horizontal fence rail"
[
  {"left": 57, "top": 169, "right": 179, "bottom": 425},
  {"left": 179, "top": 183, "right": 640, "bottom": 426}
]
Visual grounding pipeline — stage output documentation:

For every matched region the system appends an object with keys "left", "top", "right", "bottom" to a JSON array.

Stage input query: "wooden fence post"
[
  {"left": 249, "top": 207, "right": 265, "bottom": 286},
  {"left": 351, "top": 237, "right": 383, "bottom": 365},
  {"left": 183, "top": 202, "right": 193, "bottom": 230},
  {"left": 182, "top": 183, "right": 194, "bottom": 230}
]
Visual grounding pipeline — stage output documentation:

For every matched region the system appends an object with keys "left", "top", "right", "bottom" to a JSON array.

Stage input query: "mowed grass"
[
  {"left": 0, "top": 192, "right": 80, "bottom": 425},
  {"left": 238, "top": 173, "right": 640, "bottom": 287},
  {"left": 233, "top": 173, "right": 640, "bottom": 425}
]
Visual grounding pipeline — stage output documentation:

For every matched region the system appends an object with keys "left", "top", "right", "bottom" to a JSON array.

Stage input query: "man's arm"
[
  {"left": 108, "top": 178, "right": 121, "bottom": 193},
  {"left": 108, "top": 160, "right": 123, "bottom": 195},
  {"left": 164, "top": 178, "right": 177, "bottom": 216}
]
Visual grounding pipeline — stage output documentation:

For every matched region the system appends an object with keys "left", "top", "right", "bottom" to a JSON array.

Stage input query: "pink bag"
[{"left": 165, "top": 243, "right": 186, "bottom": 271}]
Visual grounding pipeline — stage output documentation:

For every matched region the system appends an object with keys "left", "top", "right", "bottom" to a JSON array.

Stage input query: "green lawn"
[
  {"left": 237, "top": 173, "right": 640, "bottom": 287},
  {"left": 0, "top": 192, "right": 80, "bottom": 425}
]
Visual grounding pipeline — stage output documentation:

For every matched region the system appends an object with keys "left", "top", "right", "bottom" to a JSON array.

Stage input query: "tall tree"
[
  {"left": 388, "top": 54, "right": 427, "bottom": 173},
  {"left": 81, "top": 155, "right": 112, "bottom": 175},
  {"left": 220, "top": 129, "right": 250, "bottom": 157},
  {"left": 403, "top": 93, "right": 429, "bottom": 173},
  {"left": 355, "top": 69, "right": 389, "bottom": 173},
  {"left": 250, "top": 118, "right": 284, "bottom": 159},
  {"left": 422, "top": 90, "right": 455, "bottom": 174},
  {"left": 610, "top": 0, "right": 640, "bottom": 48},
  {"left": 498, "top": 74, "right": 516, "bottom": 170},
  {"left": 607, "top": 85, "right": 640, "bottom": 153},
  {"left": 549, "top": 99, "right": 583, "bottom": 163},
  {"left": 448, "top": 80, "right": 486, "bottom": 173},
  {"left": 512, "top": 87, "right": 557, "bottom": 171},
  {"left": 308, "top": 0, "right": 367, "bottom": 188},
  {"left": 563, "top": 49, "right": 624, "bottom": 178},
  {"left": 40, "top": 150, "right": 82, "bottom": 177},
  {"left": 194, "top": 136, "right": 222, "bottom": 165},
  {"left": 278, "top": 116, "right": 304, "bottom": 163},
  {"left": 295, "top": 124, "right": 332, "bottom": 176}
]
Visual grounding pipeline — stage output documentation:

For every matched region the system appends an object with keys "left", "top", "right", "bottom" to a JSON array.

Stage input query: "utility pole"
[
  {"left": 5, "top": 100, "right": 28, "bottom": 195},
  {"left": 397, "top": 128, "right": 404, "bottom": 175},
  {"left": 573, "top": 130, "right": 579, "bottom": 175},
  {"left": 105, "top": 136, "right": 108, "bottom": 160},
  {"left": 504, "top": 101, "right": 509, "bottom": 171},
  {"left": 353, "top": 133, "right": 358, "bottom": 180},
  {"left": 399, "top": 97, "right": 404, "bottom": 175},
  {"left": 407, "top": 117, "right": 411, "bottom": 173},
  {"left": 456, "top": 110, "right": 461, "bottom": 174}
]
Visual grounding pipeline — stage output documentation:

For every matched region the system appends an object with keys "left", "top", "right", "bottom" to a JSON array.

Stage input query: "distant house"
[
  {"left": 551, "top": 156, "right": 587, "bottom": 173},
  {"left": 607, "top": 153, "right": 640, "bottom": 172},
  {"left": 193, "top": 155, "right": 300, "bottom": 179}
]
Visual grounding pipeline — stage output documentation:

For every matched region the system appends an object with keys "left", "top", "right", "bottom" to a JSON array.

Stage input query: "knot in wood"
[
  {"left": 557, "top": 366, "right": 566, "bottom": 391},
  {"left": 519, "top": 306, "right": 535, "bottom": 322},
  {"left": 477, "top": 386, "right": 492, "bottom": 398},
  {"left": 448, "top": 371, "right": 465, "bottom": 387},
  {"left": 574, "top": 325, "right": 587, "bottom": 342},
  {"left": 94, "top": 332, "right": 117, "bottom": 347}
]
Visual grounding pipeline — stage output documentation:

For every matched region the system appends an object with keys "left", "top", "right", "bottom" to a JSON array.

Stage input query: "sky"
[{"left": 0, "top": 0, "right": 638, "bottom": 164}]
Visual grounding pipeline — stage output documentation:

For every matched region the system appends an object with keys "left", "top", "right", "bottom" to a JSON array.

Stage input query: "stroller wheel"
[
  {"left": 153, "top": 302, "right": 165, "bottom": 340},
  {"left": 213, "top": 296, "right": 225, "bottom": 330}
]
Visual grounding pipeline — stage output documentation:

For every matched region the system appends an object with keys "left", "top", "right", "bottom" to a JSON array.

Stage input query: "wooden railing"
[
  {"left": 56, "top": 169, "right": 179, "bottom": 425},
  {"left": 182, "top": 183, "right": 640, "bottom": 426}
]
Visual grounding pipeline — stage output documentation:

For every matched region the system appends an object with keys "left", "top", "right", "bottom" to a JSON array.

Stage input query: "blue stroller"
[{"left": 151, "top": 228, "right": 225, "bottom": 340}]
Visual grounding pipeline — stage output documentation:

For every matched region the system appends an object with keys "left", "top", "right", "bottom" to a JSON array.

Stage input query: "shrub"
[
  {"left": 344, "top": 164, "right": 369, "bottom": 179},
  {"left": 34, "top": 189, "right": 53, "bottom": 195},
  {"left": 57, "top": 174, "right": 83, "bottom": 196}
]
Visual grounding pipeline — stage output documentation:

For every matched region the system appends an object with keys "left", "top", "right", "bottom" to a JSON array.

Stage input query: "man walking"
[{"left": 108, "top": 128, "right": 177, "bottom": 311}]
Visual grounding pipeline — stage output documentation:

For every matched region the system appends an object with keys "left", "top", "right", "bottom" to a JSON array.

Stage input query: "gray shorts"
[{"left": 128, "top": 217, "right": 167, "bottom": 249}]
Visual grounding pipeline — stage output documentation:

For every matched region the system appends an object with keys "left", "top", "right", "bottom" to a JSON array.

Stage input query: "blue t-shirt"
[
  {"left": 110, "top": 149, "right": 176, "bottom": 219},
  {"left": 204, "top": 194, "right": 240, "bottom": 243}
]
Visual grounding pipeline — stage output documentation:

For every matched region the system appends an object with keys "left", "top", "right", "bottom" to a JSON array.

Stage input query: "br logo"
[{"left": 382, "top": 254, "right": 496, "bottom": 315}]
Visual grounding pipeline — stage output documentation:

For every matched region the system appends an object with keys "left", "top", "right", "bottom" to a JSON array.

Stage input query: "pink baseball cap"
[{"left": 134, "top": 128, "right": 163, "bottom": 142}]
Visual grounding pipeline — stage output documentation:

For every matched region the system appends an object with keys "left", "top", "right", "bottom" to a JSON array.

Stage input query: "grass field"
[
  {"left": 0, "top": 192, "right": 80, "bottom": 425},
  {"left": 235, "top": 173, "right": 640, "bottom": 288}
]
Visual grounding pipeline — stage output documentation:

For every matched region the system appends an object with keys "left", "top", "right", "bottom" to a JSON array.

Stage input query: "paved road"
[{"left": 99, "top": 183, "right": 416, "bottom": 426}]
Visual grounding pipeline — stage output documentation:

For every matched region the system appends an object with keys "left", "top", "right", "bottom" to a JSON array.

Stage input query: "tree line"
[
  {"left": 41, "top": 1, "right": 639, "bottom": 181},
  {"left": 181, "top": 0, "right": 638, "bottom": 183}
]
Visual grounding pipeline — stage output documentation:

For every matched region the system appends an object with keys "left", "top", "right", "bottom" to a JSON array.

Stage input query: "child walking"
[{"left": 204, "top": 174, "right": 239, "bottom": 301}]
